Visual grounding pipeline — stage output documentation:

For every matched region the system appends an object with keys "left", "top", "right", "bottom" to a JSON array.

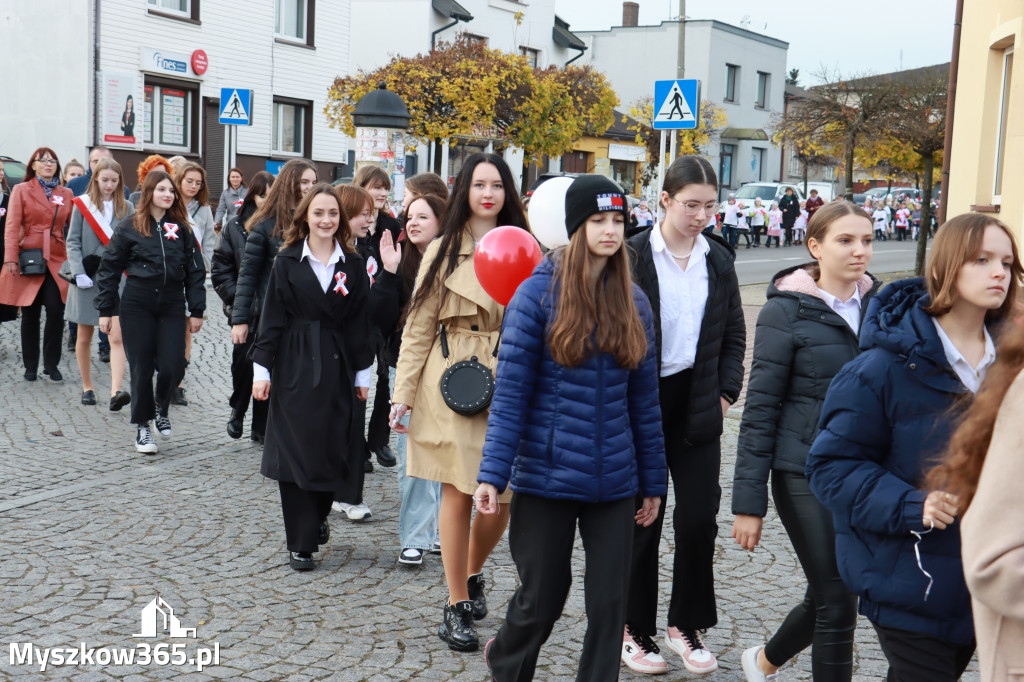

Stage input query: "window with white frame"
[
  {"left": 520, "top": 47, "right": 540, "bottom": 69},
  {"left": 142, "top": 83, "right": 193, "bottom": 150},
  {"left": 148, "top": 0, "right": 189, "bottom": 14},
  {"left": 788, "top": 154, "right": 802, "bottom": 177},
  {"left": 276, "top": 0, "right": 308, "bottom": 42},
  {"left": 725, "top": 64, "right": 738, "bottom": 102},
  {"left": 273, "top": 101, "right": 306, "bottom": 155},
  {"left": 994, "top": 46, "right": 1014, "bottom": 199},
  {"left": 756, "top": 71, "right": 770, "bottom": 109}
]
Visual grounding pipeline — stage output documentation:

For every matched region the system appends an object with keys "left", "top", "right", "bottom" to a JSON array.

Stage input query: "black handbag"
[
  {"left": 18, "top": 205, "right": 59, "bottom": 276},
  {"left": 439, "top": 324, "right": 500, "bottom": 416}
]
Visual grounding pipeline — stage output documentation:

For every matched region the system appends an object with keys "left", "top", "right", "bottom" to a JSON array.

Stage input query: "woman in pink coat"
[{"left": 0, "top": 147, "right": 73, "bottom": 381}]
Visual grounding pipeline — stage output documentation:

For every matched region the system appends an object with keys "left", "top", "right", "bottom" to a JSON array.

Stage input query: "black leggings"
[{"left": 763, "top": 471, "right": 858, "bottom": 681}]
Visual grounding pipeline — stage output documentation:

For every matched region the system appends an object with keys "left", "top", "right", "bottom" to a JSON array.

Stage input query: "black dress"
[{"left": 251, "top": 244, "right": 375, "bottom": 491}]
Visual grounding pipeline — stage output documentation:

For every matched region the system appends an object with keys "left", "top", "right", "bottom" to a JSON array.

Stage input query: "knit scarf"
[{"left": 38, "top": 177, "right": 59, "bottom": 199}]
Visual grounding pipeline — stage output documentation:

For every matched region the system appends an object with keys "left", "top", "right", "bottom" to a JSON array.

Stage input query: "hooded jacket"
[
  {"left": 477, "top": 256, "right": 667, "bottom": 502},
  {"left": 732, "top": 264, "right": 879, "bottom": 517},
  {"left": 806, "top": 278, "right": 976, "bottom": 645}
]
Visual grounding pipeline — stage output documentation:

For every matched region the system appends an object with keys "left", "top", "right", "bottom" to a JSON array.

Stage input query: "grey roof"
[
  {"left": 553, "top": 20, "right": 586, "bottom": 51},
  {"left": 431, "top": 0, "right": 472, "bottom": 22}
]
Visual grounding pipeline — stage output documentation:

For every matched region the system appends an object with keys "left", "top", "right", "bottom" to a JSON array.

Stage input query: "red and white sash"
[{"left": 71, "top": 195, "right": 113, "bottom": 246}]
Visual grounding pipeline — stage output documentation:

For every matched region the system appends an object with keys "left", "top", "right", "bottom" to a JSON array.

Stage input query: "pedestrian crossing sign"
[
  {"left": 653, "top": 79, "right": 699, "bottom": 130},
  {"left": 219, "top": 88, "right": 253, "bottom": 125}
]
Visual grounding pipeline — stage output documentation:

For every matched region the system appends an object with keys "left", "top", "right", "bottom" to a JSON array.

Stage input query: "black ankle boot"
[
  {"left": 467, "top": 573, "right": 487, "bottom": 620},
  {"left": 438, "top": 600, "right": 478, "bottom": 651}
]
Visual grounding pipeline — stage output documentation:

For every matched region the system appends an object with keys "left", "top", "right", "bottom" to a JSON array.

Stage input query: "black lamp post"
[{"left": 352, "top": 82, "right": 411, "bottom": 130}]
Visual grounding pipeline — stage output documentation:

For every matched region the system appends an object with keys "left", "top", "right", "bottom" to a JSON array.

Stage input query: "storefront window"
[
  {"left": 142, "top": 82, "right": 192, "bottom": 150},
  {"left": 610, "top": 160, "right": 636, "bottom": 195}
]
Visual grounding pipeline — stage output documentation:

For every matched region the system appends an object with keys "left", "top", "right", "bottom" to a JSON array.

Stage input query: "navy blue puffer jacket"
[
  {"left": 807, "top": 278, "right": 975, "bottom": 645},
  {"left": 478, "top": 256, "right": 668, "bottom": 503}
]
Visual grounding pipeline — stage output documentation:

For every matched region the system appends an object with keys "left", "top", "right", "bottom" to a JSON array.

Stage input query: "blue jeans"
[
  {"left": 721, "top": 224, "right": 735, "bottom": 247},
  {"left": 390, "top": 367, "right": 442, "bottom": 550}
]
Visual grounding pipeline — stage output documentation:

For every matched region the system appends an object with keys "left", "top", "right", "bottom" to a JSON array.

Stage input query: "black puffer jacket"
[
  {"left": 95, "top": 215, "right": 206, "bottom": 318},
  {"left": 731, "top": 264, "right": 879, "bottom": 517},
  {"left": 211, "top": 205, "right": 256, "bottom": 323},
  {"left": 230, "top": 217, "right": 283, "bottom": 326},
  {"left": 627, "top": 228, "right": 746, "bottom": 444}
]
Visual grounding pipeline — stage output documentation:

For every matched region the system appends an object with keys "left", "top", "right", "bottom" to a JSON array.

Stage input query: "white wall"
[
  {"left": 350, "top": 0, "right": 433, "bottom": 72},
  {"left": 0, "top": 2, "right": 92, "bottom": 165}
]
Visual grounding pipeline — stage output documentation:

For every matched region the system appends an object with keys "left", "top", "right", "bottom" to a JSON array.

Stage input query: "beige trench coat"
[
  {"left": 393, "top": 230, "right": 512, "bottom": 499},
  {"left": 961, "top": 369, "right": 1024, "bottom": 682}
]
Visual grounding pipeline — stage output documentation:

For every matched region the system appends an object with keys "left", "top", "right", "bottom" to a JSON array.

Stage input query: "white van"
[{"left": 733, "top": 182, "right": 805, "bottom": 204}]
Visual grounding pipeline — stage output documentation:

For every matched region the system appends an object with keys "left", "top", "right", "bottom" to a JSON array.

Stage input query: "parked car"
[
  {"left": 863, "top": 186, "right": 923, "bottom": 203},
  {"left": 0, "top": 156, "right": 27, "bottom": 185},
  {"left": 527, "top": 172, "right": 640, "bottom": 209},
  {"left": 733, "top": 182, "right": 805, "bottom": 204}
]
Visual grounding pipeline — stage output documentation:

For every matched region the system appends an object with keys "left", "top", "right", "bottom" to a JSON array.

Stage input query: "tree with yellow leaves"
[{"left": 627, "top": 97, "right": 727, "bottom": 187}]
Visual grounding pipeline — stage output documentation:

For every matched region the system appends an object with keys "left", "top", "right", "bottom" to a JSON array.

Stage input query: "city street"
[
  {"left": 734, "top": 239, "right": 923, "bottom": 286},
  {"left": 0, "top": 278, "right": 977, "bottom": 680}
]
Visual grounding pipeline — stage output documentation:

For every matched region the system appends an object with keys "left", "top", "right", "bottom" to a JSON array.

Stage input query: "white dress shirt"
[
  {"left": 650, "top": 227, "right": 709, "bottom": 377},
  {"left": 817, "top": 285, "right": 863, "bottom": 336},
  {"left": 254, "top": 238, "right": 372, "bottom": 387},
  {"left": 931, "top": 319, "right": 996, "bottom": 394}
]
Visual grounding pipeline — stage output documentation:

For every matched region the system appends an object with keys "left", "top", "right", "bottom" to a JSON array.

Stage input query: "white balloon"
[{"left": 528, "top": 176, "right": 574, "bottom": 249}]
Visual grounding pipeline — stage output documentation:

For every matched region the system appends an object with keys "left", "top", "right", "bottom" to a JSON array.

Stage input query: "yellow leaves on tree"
[{"left": 627, "top": 97, "right": 727, "bottom": 185}]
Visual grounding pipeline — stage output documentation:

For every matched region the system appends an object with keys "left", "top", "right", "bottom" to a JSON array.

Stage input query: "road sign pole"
[
  {"left": 669, "top": 129, "right": 677, "bottom": 164},
  {"left": 222, "top": 125, "right": 231, "bottom": 200},
  {"left": 657, "top": 130, "right": 667, "bottom": 222}
]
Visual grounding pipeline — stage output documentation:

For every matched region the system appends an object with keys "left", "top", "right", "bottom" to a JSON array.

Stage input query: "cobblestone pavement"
[{"left": 0, "top": 282, "right": 978, "bottom": 680}]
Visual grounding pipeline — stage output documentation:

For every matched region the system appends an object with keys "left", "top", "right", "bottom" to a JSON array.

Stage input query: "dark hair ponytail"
[{"left": 663, "top": 155, "right": 718, "bottom": 196}]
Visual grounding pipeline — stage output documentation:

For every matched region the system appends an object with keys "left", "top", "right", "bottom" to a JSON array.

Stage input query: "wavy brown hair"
[
  {"left": 133, "top": 171, "right": 191, "bottom": 238},
  {"left": 86, "top": 157, "right": 130, "bottom": 220},
  {"left": 927, "top": 318, "right": 1024, "bottom": 512},
  {"left": 176, "top": 161, "right": 209, "bottom": 208},
  {"left": 247, "top": 158, "right": 316, "bottom": 237},
  {"left": 547, "top": 226, "right": 648, "bottom": 369},
  {"left": 282, "top": 183, "right": 353, "bottom": 253}
]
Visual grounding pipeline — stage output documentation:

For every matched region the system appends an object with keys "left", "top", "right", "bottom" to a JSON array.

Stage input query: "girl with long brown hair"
[
  {"left": 807, "top": 213, "right": 1022, "bottom": 681},
  {"left": 94, "top": 170, "right": 206, "bottom": 454},
  {"left": 249, "top": 184, "right": 376, "bottom": 571},
  {"left": 390, "top": 152, "right": 529, "bottom": 652},
  {"left": 475, "top": 174, "right": 666, "bottom": 680}
]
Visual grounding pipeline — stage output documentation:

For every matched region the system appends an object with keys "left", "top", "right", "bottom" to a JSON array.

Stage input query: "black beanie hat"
[{"left": 564, "top": 174, "right": 630, "bottom": 239}]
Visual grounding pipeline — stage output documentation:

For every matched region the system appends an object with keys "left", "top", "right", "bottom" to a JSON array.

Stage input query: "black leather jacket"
[
  {"left": 95, "top": 214, "right": 206, "bottom": 318},
  {"left": 230, "top": 217, "right": 283, "bottom": 326},
  {"left": 211, "top": 206, "right": 255, "bottom": 323}
]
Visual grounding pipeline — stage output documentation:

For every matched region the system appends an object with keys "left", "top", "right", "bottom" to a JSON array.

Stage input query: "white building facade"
[
  {"left": 578, "top": 16, "right": 788, "bottom": 198},
  {"left": 0, "top": 0, "right": 351, "bottom": 198}
]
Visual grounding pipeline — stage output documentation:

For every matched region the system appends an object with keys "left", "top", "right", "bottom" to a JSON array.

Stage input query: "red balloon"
[{"left": 474, "top": 226, "right": 543, "bottom": 306}]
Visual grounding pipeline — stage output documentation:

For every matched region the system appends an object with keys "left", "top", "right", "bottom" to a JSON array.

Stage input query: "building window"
[
  {"left": 520, "top": 47, "right": 540, "bottom": 69},
  {"left": 147, "top": 0, "right": 200, "bottom": 21},
  {"left": 142, "top": 82, "right": 193, "bottom": 150},
  {"left": 823, "top": 166, "right": 835, "bottom": 181},
  {"left": 273, "top": 100, "right": 307, "bottom": 155},
  {"left": 994, "top": 46, "right": 1014, "bottom": 198},
  {"left": 719, "top": 143, "right": 735, "bottom": 188},
  {"left": 463, "top": 33, "right": 488, "bottom": 45},
  {"left": 788, "top": 154, "right": 802, "bottom": 177},
  {"left": 756, "top": 71, "right": 770, "bottom": 108},
  {"left": 752, "top": 147, "right": 766, "bottom": 181},
  {"left": 276, "top": 0, "right": 309, "bottom": 42},
  {"left": 725, "top": 64, "right": 738, "bottom": 103}
]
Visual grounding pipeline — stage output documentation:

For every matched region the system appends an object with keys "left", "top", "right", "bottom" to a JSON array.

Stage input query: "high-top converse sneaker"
[{"left": 135, "top": 424, "right": 158, "bottom": 454}]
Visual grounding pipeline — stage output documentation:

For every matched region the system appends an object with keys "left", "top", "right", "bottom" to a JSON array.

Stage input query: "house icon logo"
[{"left": 133, "top": 597, "right": 197, "bottom": 638}]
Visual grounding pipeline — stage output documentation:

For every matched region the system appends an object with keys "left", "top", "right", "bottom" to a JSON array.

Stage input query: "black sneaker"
[
  {"left": 135, "top": 424, "right": 158, "bottom": 454},
  {"left": 81, "top": 390, "right": 97, "bottom": 405},
  {"left": 318, "top": 521, "right": 330, "bottom": 545},
  {"left": 438, "top": 600, "right": 478, "bottom": 652},
  {"left": 375, "top": 445, "right": 397, "bottom": 468},
  {"left": 24, "top": 370, "right": 37, "bottom": 382},
  {"left": 171, "top": 387, "right": 188, "bottom": 406},
  {"left": 467, "top": 573, "right": 487, "bottom": 620},
  {"left": 363, "top": 458, "right": 373, "bottom": 473},
  {"left": 155, "top": 415, "right": 172, "bottom": 439},
  {"left": 98, "top": 347, "right": 110, "bottom": 363},
  {"left": 110, "top": 391, "right": 131, "bottom": 412},
  {"left": 42, "top": 368, "right": 63, "bottom": 382},
  {"left": 289, "top": 552, "right": 314, "bottom": 571}
]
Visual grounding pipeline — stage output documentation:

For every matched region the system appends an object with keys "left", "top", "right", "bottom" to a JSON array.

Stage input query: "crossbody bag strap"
[{"left": 440, "top": 324, "right": 501, "bottom": 365}]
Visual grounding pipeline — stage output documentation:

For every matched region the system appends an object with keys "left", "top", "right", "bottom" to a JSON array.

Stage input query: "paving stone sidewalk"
[{"left": 0, "top": 283, "right": 978, "bottom": 680}]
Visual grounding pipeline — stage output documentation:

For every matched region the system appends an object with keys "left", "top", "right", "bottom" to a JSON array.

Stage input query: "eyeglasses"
[
  {"left": 183, "top": 179, "right": 203, "bottom": 188},
  {"left": 35, "top": 158, "right": 57, "bottom": 166},
  {"left": 668, "top": 197, "right": 720, "bottom": 216}
]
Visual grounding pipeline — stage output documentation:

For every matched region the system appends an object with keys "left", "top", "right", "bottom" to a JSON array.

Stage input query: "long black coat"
[
  {"left": 251, "top": 243, "right": 376, "bottom": 491},
  {"left": 731, "top": 264, "right": 879, "bottom": 517},
  {"left": 779, "top": 194, "right": 800, "bottom": 228},
  {"left": 231, "top": 217, "right": 283, "bottom": 326},
  {"left": 627, "top": 228, "right": 746, "bottom": 444}
]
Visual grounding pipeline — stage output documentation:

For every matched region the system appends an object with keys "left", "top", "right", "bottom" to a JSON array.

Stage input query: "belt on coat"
[{"left": 288, "top": 319, "right": 345, "bottom": 388}]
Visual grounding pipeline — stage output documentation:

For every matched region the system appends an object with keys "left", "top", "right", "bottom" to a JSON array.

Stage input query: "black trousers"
[
  {"left": 334, "top": 400, "right": 367, "bottom": 505},
  {"left": 279, "top": 481, "right": 334, "bottom": 554},
  {"left": 119, "top": 286, "right": 186, "bottom": 425},
  {"left": 366, "top": 351, "right": 392, "bottom": 452},
  {"left": 489, "top": 494, "right": 635, "bottom": 682},
  {"left": 229, "top": 336, "right": 268, "bottom": 436},
  {"left": 873, "top": 623, "right": 975, "bottom": 682},
  {"left": 628, "top": 369, "right": 721, "bottom": 634},
  {"left": 763, "top": 472, "right": 858, "bottom": 680},
  {"left": 21, "top": 271, "right": 64, "bottom": 373}
]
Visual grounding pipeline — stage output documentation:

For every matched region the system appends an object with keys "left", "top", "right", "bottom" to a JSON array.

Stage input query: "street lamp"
[
  {"left": 352, "top": 82, "right": 411, "bottom": 130},
  {"left": 351, "top": 82, "right": 412, "bottom": 197}
]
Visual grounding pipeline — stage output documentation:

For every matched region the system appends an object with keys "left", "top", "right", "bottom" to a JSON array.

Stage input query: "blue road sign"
[
  {"left": 653, "top": 79, "right": 700, "bottom": 130},
  {"left": 219, "top": 89, "right": 253, "bottom": 125}
]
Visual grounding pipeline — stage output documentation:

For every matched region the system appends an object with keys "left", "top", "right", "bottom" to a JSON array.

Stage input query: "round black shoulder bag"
[{"left": 439, "top": 325, "right": 500, "bottom": 416}]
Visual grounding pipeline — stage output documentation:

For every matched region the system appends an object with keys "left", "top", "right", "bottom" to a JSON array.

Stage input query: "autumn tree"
[{"left": 627, "top": 97, "right": 727, "bottom": 187}]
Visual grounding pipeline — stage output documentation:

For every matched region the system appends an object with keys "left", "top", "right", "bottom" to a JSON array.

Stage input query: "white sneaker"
[
  {"left": 664, "top": 627, "right": 718, "bottom": 674},
  {"left": 135, "top": 425, "right": 158, "bottom": 454},
  {"left": 398, "top": 548, "right": 424, "bottom": 565},
  {"left": 621, "top": 625, "right": 668, "bottom": 674},
  {"left": 741, "top": 645, "right": 780, "bottom": 681},
  {"left": 332, "top": 501, "right": 372, "bottom": 521}
]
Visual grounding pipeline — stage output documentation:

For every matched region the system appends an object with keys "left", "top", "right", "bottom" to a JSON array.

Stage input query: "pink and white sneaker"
[
  {"left": 621, "top": 624, "right": 668, "bottom": 674},
  {"left": 664, "top": 626, "right": 718, "bottom": 674}
]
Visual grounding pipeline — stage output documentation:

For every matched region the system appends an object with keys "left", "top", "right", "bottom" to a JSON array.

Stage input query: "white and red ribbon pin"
[
  {"left": 163, "top": 223, "right": 180, "bottom": 240},
  {"left": 51, "top": 195, "right": 65, "bottom": 206},
  {"left": 333, "top": 271, "right": 349, "bottom": 295},
  {"left": 366, "top": 256, "right": 379, "bottom": 284}
]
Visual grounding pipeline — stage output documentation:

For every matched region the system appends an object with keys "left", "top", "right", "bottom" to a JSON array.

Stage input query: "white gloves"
[{"left": 75, "top": 274, "right": 94, "bottom": 289}]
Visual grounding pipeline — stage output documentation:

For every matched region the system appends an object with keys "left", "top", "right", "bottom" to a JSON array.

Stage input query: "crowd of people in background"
[{"left": 1, "top": 144, "right": 1021, "bottom": 682}]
